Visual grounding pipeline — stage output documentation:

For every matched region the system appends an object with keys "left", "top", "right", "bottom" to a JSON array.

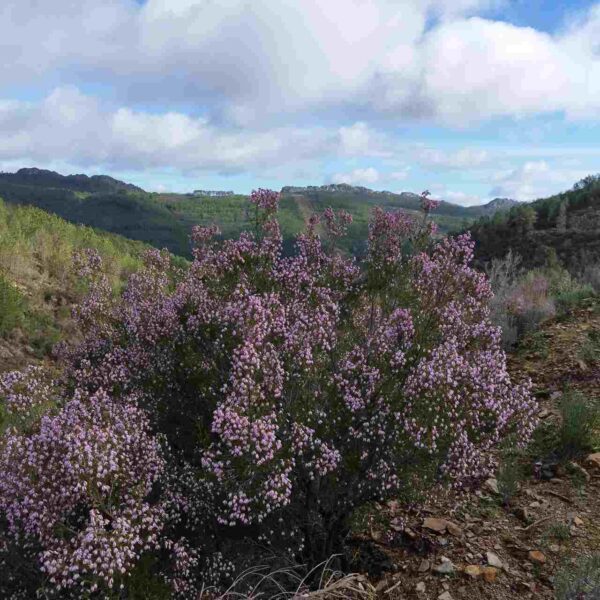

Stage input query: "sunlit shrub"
[
  {"left": 0, "top": 191, "right": 536, "bottom": 596},
  {"left": 0, "top": 274, "right": 25, "bottom": 336}
]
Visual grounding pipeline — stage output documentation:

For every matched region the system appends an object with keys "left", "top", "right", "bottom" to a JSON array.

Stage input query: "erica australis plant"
[{"left": 0, "top": 189, "right": 537, "bottom": 597}]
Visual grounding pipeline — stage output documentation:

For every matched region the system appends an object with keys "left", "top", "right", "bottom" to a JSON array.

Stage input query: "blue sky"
[{"left": 0, "top": 0, "right": 598, "bottom": 204}]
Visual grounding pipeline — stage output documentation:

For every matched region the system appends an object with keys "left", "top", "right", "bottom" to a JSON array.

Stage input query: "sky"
[{"left": 0, "top": 0, "right": 599, "bottom": 205}]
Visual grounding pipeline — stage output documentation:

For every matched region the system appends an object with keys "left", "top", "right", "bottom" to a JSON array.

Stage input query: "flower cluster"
[
  {"left": 0, "top": 190, "right": 537, "bottom": 596},
  {"left": 420, "top": 190, "right": 441, "bottom": 213},
  {"left": 0, "top": 388, "right": 165, "bottom": 592}
]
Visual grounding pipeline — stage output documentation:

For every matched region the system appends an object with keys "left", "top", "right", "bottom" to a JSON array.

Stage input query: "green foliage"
[
  {"left": 520, "top": 331, "right": 550, "bottom": 359},
  {"left": 0, "top": 198, "right": 154, "bottom": 360},
  {"left": 555, "top": 553, "right": 600, "bottom": 600},
  {"left": 578, "top": 329, "right": 600, "bottom": 364},
  {"left": 0, "top": 274, "right": 25, "bottom": 335},
  {"left": 496, "top": 449, "right": 524, "bottom": 506},
  {"left": 543, "top": 522, "right": 571, "bottom": 544},
  {"left": 558, "top": 390, "right": 600, "bottom": 459},
  {"left": 555, "top": 286, "right": 597, "bottom": 316}
]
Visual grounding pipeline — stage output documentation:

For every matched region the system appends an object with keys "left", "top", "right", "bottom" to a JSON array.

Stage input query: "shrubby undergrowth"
[
  {"left": 0, "top": 191, "right": 537, "bottom": 597},
  {"left": 487, "top": 249, "right": 597, "bottom": 348}
]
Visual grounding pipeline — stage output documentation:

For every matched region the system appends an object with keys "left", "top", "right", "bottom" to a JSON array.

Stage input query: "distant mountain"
[
  {"left": 474, "top": 197, "right": 521, "bottom": 216},
  {"left": 0, "top": 168, "right": 521, "bottom": 260},
  {"left": 280, "top": 184, "right": 518, "bottom": 219},
  {"left": 469, "top": 175, "right": 600, "bottom": 272},
  {"left": 0, "top": 167, "right": 144, "bottom": 194}
]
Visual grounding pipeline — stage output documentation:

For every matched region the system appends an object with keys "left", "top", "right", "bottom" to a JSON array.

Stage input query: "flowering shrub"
[{"left": 0, "top": 189, "right": 537, "bottom": 596}]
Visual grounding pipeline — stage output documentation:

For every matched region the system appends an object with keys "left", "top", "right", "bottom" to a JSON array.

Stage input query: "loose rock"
[
  {"left": 482, "top": 567, "right": 499, "bottom": 582},
  {"left": 486, "top": 551, "right": 503, "bottom": 570},
  {"left": 586, "top": 453, "right": 600, "bottom": 470},
  {"left": 464, "top": 565, "right": 482, "bottom": 578},
  {"left": 569, "top": 461, "right": 591, "bottom": 482},
  {"left": 484, "top": 478, "right": 499, "bottom": 494},
  {"left": 417, "top": 559, "right": 430, "bottom": 573},
  {"left": 423, "top": 517, "right": 448, "bottom": 533},
  {"left": 528, "top": 550, "right": 546, "bottom": 564},
  {"left": 434, "top": 561, "right": 456, "bottom": 575},
  {"left": 438, "top": 592, "right": 453, "bottom": 600}
]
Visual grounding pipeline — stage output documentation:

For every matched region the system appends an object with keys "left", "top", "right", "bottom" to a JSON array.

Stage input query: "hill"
[
  {"left": 0, "top": 198, "right": 156, "bottom": 369},
  {"left": 470, "top": 174, "right": 600, "bottom": 273},
  {"left": 0, "top": 167, "right": 144, "bottom": 193},
  {"left": 0, "top": 169, "right": 518, "bottom": 258}
]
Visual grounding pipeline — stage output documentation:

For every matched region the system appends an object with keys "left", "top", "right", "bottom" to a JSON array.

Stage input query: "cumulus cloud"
[
  {"left": 1, "top": 0, "right": 599, "bottom": 195},
  {"left": 0, "top": 86, "right": 339, "bottom": 173},
  {"left": 490, "top": 160, "right": 591, "bottom": 200},
  {"left": 337, "top": 122, "right": 393, "bottom": 157},
  {"left": 331, "top": 167, "right": 380, "bottom": 185},
  {"left": 1, "top": 0, "right": 599, "bottom": 125}
]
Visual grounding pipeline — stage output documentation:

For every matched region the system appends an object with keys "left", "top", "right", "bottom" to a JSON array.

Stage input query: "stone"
[
  {"left": 417, "top": 559, "right": 430, "bottom": 573},
  {"left": 464, "top": 565, "right": 482, "bottom": 578},
  {"left": 446, "top": 521, "right": 463, "bottom": 537},
  {"left": 569, "top": 462, "right": 591, "bottom": 482},
  {"left": 438, "top": 592, "right": 453, "bottom": 600},
  {"left": 416, "top": 581, "right": 426, "bottom": 593},
  {"left": 482, "top": 567, "right": 499, "bottom": 582},
  {"left": 528, "top": 550, "right": 546, "bottom": 564},
  {"left": 573, "top": 516, "right": 584, "bottom": 527},
  {"left": 434, "top": 561, "right": 456, "bottom": 575},
  {"left": 486, "top": 551, "right": 504, "bottom": 569},
  {"left": 423, "top": 517, "right": 448, "bottom": 533},
  {"left": 483, "top": 478, "right": 499, "bottom": 494},
  {"left": 585, "top": 453, "right": 600, "bottom": 470}
]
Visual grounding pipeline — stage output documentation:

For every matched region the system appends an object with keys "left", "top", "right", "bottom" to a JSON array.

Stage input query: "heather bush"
[{"left": 0, "top": 190, "right": 537, "bottom": 597}]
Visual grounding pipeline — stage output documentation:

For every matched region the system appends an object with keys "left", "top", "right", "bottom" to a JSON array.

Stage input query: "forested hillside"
[
  {"left": 0, "top": 169, "right": 517, "bottom": 259},
  {"left": 471, "top": 175, "right": 600, "bottom": 273}
]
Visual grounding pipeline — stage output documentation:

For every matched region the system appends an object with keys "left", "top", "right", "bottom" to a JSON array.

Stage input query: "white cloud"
[
  {"left": 2, "top": 1, "right": 599, "bottom": 125},
  {"left": 417, "top": 147, "right": 489, "bottom": 169},
  {"left": 0, "top": 86, "right": 337, "bottom": 173},
  {"left": 337, "top": 122, "right": 392, "bottom": 157},
  {"left": 490, "top": 160, "right": 590, "bottom": 200},
  {"left": 331, "top": 167, "right": 380, "bottom": 185}
]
